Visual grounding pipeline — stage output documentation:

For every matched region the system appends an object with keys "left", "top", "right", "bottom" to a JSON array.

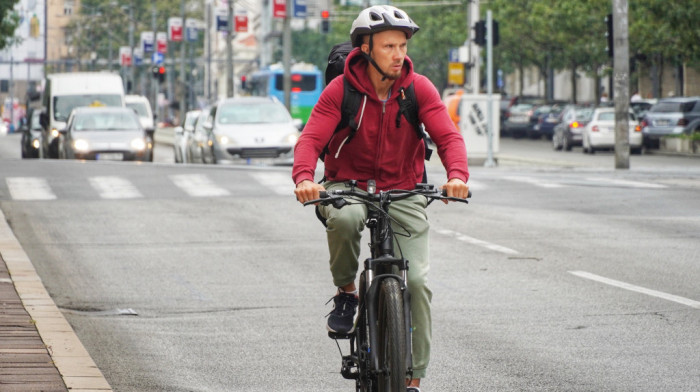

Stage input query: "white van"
[{"left": 40, "top": 72, "right": 125, "bottom": 158}]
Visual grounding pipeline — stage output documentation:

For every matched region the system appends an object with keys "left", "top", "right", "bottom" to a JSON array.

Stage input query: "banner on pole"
[
  {"left": 273, "top": 0, "right": 286, "bottom": 18},
  {"left": 168, "top": 17, "right": 183, "bottom": 41}
]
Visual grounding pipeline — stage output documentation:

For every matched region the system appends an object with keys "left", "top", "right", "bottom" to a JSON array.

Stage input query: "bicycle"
[{"left": 304, "top": 180, "right": 470, "bottom": 392}]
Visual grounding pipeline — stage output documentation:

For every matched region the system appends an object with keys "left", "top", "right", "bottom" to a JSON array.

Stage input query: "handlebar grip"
[
  {"left": 440, "top": 189, "right": 472, "bottom": 198},
  {"left": 319, "top": 191, "right": 328, "bottom": 199}
]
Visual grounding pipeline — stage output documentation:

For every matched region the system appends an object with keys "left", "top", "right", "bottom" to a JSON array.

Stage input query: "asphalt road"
[{"left": 1, "top": 132, "right": 699, "bottom": 391}]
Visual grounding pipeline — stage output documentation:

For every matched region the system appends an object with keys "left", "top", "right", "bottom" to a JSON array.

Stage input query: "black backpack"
[{"left": 322, "top": 40, "right": 433, "bottom": 164}]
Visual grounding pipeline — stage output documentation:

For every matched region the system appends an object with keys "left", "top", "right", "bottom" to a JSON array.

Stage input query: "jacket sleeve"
[
  {"left": 414, "top": 75, "right": 470, "bottom": 183},
  {"left": 292, "top": 77, "right": 344, "bottom": 185}
]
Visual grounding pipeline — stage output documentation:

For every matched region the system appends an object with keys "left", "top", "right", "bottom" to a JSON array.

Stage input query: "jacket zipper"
[{"left": 374, "top": 100, "right": 387, "bottom": 183}]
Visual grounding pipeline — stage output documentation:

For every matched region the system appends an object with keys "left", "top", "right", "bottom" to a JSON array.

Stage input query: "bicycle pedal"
[{"left": 328, "top": 331, "right": 353, "bottom": 339}]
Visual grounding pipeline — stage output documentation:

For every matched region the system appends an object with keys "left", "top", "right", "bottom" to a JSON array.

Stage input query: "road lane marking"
[
  {"left": 433, "top": 228, "right": 519, "bottom": 255},
  {"left": 503, "top": 175, "right": 564, "bottom": 188},
  {"left": 170, "top": 174, "right": 230, "bottom": 197},
  {"left": 569, "top": 270, "right": 700, "bottom": 309},
  {"left": 89, "top": 176, "right": 143, "bottom": 199},
  {"left": 585, "top": 177, "right": 667, "bottom": 189},
  {"left": 6, "top": 177, "right": 57, "bottom": 200},
  {"left": 249, "top": 172, "right": 292, "bottom": 196}
]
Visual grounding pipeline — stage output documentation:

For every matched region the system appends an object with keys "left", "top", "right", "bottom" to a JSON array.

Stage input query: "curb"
[{"left": 0, "top": 209, "right": 112, "bottom": 391}]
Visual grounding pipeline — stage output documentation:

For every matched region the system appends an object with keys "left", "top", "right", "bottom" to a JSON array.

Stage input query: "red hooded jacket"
[{"left": 292, "top": 48, "right": 469, "bottom": 192}]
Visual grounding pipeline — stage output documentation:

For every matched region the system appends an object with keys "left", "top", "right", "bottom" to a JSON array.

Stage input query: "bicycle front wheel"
[{"left": 377, "top": 278, "right": 407, "bottom": 392}]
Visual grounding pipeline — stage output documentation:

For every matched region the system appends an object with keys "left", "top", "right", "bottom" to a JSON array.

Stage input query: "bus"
[{"left": 246, "top": 63, "right": 322, "bottom": 128}]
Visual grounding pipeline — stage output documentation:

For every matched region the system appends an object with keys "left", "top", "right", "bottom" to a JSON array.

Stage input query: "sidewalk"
[{"left": 0, "top": 209, "right": 111, "bottom": 391}]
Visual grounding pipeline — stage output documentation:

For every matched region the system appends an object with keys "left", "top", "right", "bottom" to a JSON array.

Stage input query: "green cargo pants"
[{"left": 318, "top": 181, "right": 432, "bottom": 379}]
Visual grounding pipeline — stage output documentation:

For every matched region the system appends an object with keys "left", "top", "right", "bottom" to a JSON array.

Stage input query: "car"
[
  {"left": 581, "top": 108, "right": 642, "bottom": 154},
  {"left": 20, "top": 109, "right": 43, "bottom": 158},
  {"left": 185, "top": 109, "right": 216, "bottom": 164},
  {"left": 58, "top": 106, "right": 150, "bottom": 161},
  {"left": 552, "top": 105, "right": 594, "bottom": 151},
  {"left": 640, "top": 97, "right": 700, "bottom": 148},
  {"left": 173, "top": 109, "right": 201, "bottom": 163},
  {"left": 206, "top": 96, "right": 301, "bottom": 165},
  {"left": 630, "top": 99, "right": 657, "bottom": 119},
  {"left": 533, "top": 104, "right": 564, "bottom": 140},
  {"left": 502, "top": 103, "right": 535, "bottom": 138}
]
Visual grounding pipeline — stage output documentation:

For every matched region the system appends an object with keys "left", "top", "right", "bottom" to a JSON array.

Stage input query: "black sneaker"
[
  {"left": 406, "top": 388, "right": 421, "bottom": 392},
  {"left": 326, "top": 292, "right": 358, "bottom": 334}
]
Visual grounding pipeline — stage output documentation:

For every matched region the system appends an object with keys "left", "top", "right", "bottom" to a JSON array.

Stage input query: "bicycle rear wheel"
[{"left": 377, "top": 278, "right": 407, "bottom": 392}]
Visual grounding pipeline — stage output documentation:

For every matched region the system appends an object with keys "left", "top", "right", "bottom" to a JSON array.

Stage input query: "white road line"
[
  {"left": 569, "top": 270, "right": 700, "bottom": 309},
  {"left": 89, "top": 176, "right": 143, "bottom": 199},
  {"left": 502, "top": 175, "right": 564, "bottom": 188},
  {"left": 6, "top": 177, "right": 57, "bottom": 200},
  {"left": 585, "top": 177, "right": 667, "bottom": 189},
  {"left": 249, "top": 172, "right": 293, "bottom": 196},
  {"left": 170, "top": 174, "right": 230, "bottom": 197},
  {"left": 433, "top": 228, "right": 519, "bottom": 255}
]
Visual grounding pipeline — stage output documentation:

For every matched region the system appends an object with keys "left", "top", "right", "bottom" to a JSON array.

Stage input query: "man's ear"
[{"left": 361, "top": 43, "right": 370, "bottom": 55}]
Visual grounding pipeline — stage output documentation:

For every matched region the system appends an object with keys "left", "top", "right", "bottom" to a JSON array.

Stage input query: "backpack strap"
[
  {"left": 321, "top": 77, "right": 365, "bottom": 161},
  {"left": 396, "top": 82, "right": 434, "bottom": 162}
]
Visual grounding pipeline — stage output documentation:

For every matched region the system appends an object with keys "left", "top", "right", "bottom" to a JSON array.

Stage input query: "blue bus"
[{"left": 245, "top": 63, "right": 322, "bottom": 127}]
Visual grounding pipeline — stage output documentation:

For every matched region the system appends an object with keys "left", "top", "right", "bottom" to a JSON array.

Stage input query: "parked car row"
[{"left": 173, "top": 96, "right": 301, "bottom": 166}]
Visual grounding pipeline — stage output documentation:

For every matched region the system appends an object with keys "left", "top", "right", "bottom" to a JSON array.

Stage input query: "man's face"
[{"left": 362, "top": 29, "right": 408, "bottom": 81}]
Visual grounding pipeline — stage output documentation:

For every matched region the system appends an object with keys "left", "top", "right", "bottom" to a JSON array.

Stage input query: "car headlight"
[
  {"left": 73, "top": 139, "right": 90, "bottom": 152},
  {"left": 285, "top": 133, "right": 299, "bottom": 145},
  {"left": 50, "top": 128, "right": 60, "bottom": 139},
  {"left": 31, "top": 138, "right": 41, "bottom": 149},
  {"left": 130, "top": 138, "right": 147, "bottom": 151},
  {"left": 216, "top": 134, "right": 231, "bottom": 145}
]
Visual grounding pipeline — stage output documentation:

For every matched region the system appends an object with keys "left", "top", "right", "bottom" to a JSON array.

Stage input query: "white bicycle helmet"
[{"left": 350, "top": 5, "right": 420, "bottom": 47}]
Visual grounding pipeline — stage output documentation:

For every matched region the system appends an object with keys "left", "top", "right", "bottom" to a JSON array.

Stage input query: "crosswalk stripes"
[
  {"left": 169, "top": 174, "right": 230, "bottom": 197},
  {"left": 248, "top": 172, "right": 292, "bottom": 196},
  {"left": 6, "top": 177, "right": 57, "bottom": 200},
  {"left": 2, "top": 172, "right": 671, "bottom": 202},
  {"left": 89, "top": 176, "right": 143, "bottom": 199}
]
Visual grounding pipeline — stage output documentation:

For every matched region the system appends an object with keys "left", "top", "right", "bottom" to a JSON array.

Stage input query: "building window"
[
  {"left": 1, "top": 80, "right": 9, "bottom": 93},
  {"left": 64, "top": 0, "right": 74, "bottom": 15}
]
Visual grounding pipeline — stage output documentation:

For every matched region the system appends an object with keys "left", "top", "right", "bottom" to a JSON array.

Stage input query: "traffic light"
[
  {"left": 157, "top": 66, "right": 166, "bottom": 83},
  {"left": 492, "top": 20, "right": 500, "bottom": 46},
  {"left": 240, "top": 75, "right": 247, "bottom": 90},
  {"left": 605, "top": 13, "right": 613, "bottom": 58},
  {"left": 474, "top": 20, "right": 486, "bottom": 46},
  {"left": 320, "top": 10, "right": 330, "bottom": 34}
]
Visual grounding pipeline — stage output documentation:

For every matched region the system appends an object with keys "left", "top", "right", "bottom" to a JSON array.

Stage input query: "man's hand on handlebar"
[
  {"left": 295, "top": 180, "right": 326, "bottom": 204},
  {"left": 440, "top": 178, "right": 470, "bottom": 204}
]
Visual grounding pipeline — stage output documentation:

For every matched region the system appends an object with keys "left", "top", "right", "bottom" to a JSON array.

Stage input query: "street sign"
[
  {"left": 119, "top": 47, "right": 132, "bottom": 66},
  {"left": 294, "top": 0, "right": 307, "bottom": 18},
  {"left": 273, "top": 0, "right": 286, "bottom": 18},
  {"left": 152, "top": 52, "right": 164, "bottom": 65},
  {"left": 449, "top": 48, "right": 459, "bottom": 63},
  {"left": 448, "top": 62, "right": 464, "bottom": 86}
]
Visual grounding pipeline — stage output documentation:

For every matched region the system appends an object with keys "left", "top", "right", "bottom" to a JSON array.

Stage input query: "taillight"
[
  {"left": 678, "top": 118, "right": 688, "bottom": 126},
  {"left": 571, "top": 121, "right": 580, "bottom": 128},
  {"left": 640, "top": 119, "right": 648, "bottom": 128},
  {"left": 634, "top": 125, "right": 641, "bottom": 132},
  {"left": 592, "top": 125, "right": 600, "bottom": 132}
]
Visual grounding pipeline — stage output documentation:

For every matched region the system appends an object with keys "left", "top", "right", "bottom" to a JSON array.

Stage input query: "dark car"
[
  {"left": 552, "top": 105, "right": 594, "bottom": 151},
  {"left": 502, "top": 103, "right": 535, "bottom": 138},
  {"left": 533, "top": 104, "right": 565, "bottom": 140},
  {"left": 20, "top": 109, "right": 43, "bottom": 158},
  {"left": 528, "top": 104, "right": 565, "bottom": 139},
  {"left": 640, "top": 97, "right": 700, "bottom": 148},
  {"left": 58, "top": 107, "right": 150, "bottom": 161}
]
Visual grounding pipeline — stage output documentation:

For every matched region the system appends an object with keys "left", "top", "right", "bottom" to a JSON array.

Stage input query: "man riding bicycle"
[{"left": 293, "top": 5, "right": 470, "bottom": 391}]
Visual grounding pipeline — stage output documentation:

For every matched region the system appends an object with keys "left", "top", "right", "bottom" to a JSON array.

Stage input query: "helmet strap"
[{"left": 363, "top": 34, "right": 389, "bottom": 82}]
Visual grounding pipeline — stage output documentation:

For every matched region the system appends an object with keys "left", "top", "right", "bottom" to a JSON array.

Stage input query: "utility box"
[{"left": 459, "top": 94, "right": 500, "bottom": 163}]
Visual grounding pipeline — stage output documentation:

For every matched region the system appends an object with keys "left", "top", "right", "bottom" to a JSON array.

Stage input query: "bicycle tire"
[
  {"left": 356, "top": 273, "right": 374, "bottom": 392},
  {"left": 377, "top": 278, "right": 407, "bottom": 392}
]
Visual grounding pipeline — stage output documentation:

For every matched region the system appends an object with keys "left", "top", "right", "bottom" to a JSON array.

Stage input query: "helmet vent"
[{"left": 370, "top": 12, "right": 382, "bottom": 21}]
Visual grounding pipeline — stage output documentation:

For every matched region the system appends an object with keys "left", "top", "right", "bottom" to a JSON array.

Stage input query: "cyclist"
[{"left": 293, "top": 5, "right": 469, "bottom": 390}]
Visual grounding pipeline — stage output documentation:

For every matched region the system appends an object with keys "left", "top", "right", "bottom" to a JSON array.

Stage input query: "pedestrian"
[{"left": 292, "top": 5, "right": 470, "bottom": 391}]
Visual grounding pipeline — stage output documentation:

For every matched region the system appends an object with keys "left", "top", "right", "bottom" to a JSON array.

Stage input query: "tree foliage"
[{"left": 0, "top": 0, "right": 21, "bottom": 50}]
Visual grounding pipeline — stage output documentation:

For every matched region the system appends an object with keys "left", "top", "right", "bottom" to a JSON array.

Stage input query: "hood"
[{"left": 344, "top": 47, "right": 415, "bottom": 98}]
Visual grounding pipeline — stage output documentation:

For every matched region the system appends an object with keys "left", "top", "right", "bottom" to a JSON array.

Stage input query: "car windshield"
[
  {"left": 575, "top": 108, "right": 594, "bottom": 120},
  {"left": 126, "top": 102, "right": 149, "bottom": 117},
  {"left": 216, "top": 102, "right": 291, "bottom": 124},
  {"left": 650, "top": 101, "right": 696, "bottom": 113},
  {"left": 73, "top": 111, "right": 140, "bottom": 131},
  {"left": 598, "top": 112, "right": 635, "bottom": 121},
  {"left": 511, "top": 104, "right": 533, "bottom": 113},
  {"left": 30, "top": 113, "right": 42, "bottom": 129},
  {"left": 185, "top": 111, "right": 201, "bottom": 127},
  {"left": 54, "top": 95, "right": 123, "bottom": 121}
]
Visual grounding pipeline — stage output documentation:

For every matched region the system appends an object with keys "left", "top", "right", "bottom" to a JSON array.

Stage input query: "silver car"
[
  {"left": 173, "top": 109, "right": 201, "bottom": 163},
  {"left": 59, "top": 107, "right": 150, "bottom": 161},
  {"left": 207, "top": 97, "right": 301, "bottom": 165},
  {"left": 641, "top": 97, "right": 700, "bottom": 148}
]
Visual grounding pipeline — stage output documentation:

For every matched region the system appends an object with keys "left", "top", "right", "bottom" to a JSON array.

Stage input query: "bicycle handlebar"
[{"left": 303, "top": 183, "right": 471, "bottom": 207}]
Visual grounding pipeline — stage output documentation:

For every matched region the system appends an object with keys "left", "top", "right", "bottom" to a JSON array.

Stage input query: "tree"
[{"left": 0, "top": 0, "right": 21, "bottom": 50}]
